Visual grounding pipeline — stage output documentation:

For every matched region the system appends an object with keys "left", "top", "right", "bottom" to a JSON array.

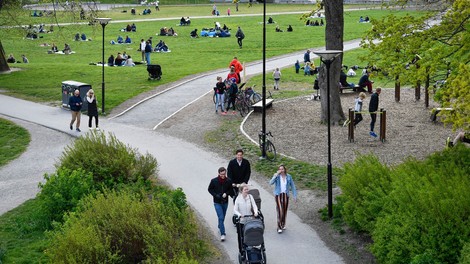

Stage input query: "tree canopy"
[{"left": 361, "top": 0, "right": 469, "bottom": 130}]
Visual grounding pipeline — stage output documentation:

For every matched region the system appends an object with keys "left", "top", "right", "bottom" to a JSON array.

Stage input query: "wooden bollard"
[
  {"left": 348, "top": 108, "right": 355, "bottom": 142},
  {"left": 379, "top": 108, "right": 386, "bottom": 142}
]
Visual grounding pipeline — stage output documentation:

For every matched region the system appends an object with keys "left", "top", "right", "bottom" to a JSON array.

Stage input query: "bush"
[
  {"left": 460, "top": 242, "right": 470, "bottom": 264},
  {"left": 57, "top": 132, "right": 158, "bottom": 188},
  {"left": 37, "top": 168, "right": 95, "bottom": 226},
  {"left": 337, "top": 154, "right": 392, "bottom": 233},
  {"left": 46, "top": 188, "right": 208, "bottom": 263}
]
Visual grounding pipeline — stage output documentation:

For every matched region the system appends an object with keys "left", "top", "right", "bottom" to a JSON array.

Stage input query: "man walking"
[
  {"left": 144, "top": 40, "right": 152, "bottom": 65},
  {"left": 208, "top": 167, "right": 234, "bottom": 242},
  {"left": 369, "top": 87, "right": 382, "bottom": 138},
  {"left": 235, "top": 26, "right": 245, "bottom": 49},
  {"left": 304, "top": 49, "right": 311, "bottom": 63},
  {"left": 68, "top": 89, "right": 83, "bottom": 132},
  {"left": 227, "top": 149, "right": 251, "bottom": 202}
]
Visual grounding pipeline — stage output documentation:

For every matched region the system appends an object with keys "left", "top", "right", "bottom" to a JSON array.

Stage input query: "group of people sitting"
[
  {"left": 25, "top": 24, "right": 51, "bottom": 39},
  {"left": 111, "top": 35, "right": 132, "bottom": 44},
  {"left": 179, "top": 17, "right": 191, "bottom": 26},
  {"left": 275, "top": 25, "right": 293, "bottom": 32},
  {"left": 74, "top": 33, "right": 91, "bottom": 41},
  {"left": 108, "top": 52, "right": 135, "bottom": 67},
  {"left": 302, "top": 62, "right": 318, "bottom": 76},
  {"left": 359, "top": 16, "right": 370, "bottom": 23},
  {"left": 7, "top": 54, "right": 29, "bottom": 63},
  {"left": 154, "top": 40, "right": 170, "bottom": 52},
  {"left": 159, "top": 27, "right": 177, "bottom": 36},
  {"left": 121, "top": 23, "right": 137, "bottom": 32},
  {"left": 200, "top": 27, "right": 231, "bottom": 37},
  {"left": 305, "top": 19, "right": 324, "bottom": 26},
  {"left": 142, "top": 8, "right": 152, "bottom": 15}
]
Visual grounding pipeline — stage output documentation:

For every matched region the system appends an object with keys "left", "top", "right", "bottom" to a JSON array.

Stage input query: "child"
[
  {"left": 295, "top": 60, "right": 300, "bottom": 74},
  {"left": 354, "top": 92, "right": 366, "bottom": 126},
  {"left": 214, "top": 76, "right": 227, "bottom": 114}
]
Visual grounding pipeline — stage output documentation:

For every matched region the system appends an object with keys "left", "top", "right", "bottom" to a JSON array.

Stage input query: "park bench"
[
  {"left": 253, "top": 98, "right": 274, "bottom": 113},
  {"left": 430, "top": 107, "right": 453, "bottom": 122},
  {"left": 340, "top": 84, "right": 360, "bottom": 93}
]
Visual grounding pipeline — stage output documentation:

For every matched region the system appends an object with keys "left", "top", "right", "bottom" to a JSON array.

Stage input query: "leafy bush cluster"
[
  {"left": 46, "top": 189, "right": 206, "bottom": 264},
  {"left": 57, "top": 132, "right": 157, "bottom": 186},
  {"left": 337, "top": 145, "right": 470, "bottom": 264}
]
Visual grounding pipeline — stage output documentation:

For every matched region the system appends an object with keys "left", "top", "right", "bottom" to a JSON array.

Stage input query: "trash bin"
[{"left": 61, "top": 80, "right": 91, "bottom": 112}]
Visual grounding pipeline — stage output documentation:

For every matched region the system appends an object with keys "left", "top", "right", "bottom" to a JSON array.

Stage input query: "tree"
[{"left": 361, "top": 0, "right": 469, "bottom": 130}]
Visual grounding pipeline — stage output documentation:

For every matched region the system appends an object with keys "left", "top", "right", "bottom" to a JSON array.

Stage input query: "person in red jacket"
[{"left": 229, "top": 57, "right": 243, "bottom": 83}]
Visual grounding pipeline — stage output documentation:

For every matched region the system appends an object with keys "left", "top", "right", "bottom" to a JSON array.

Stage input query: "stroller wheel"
[{"left": 238, "top": 252, "right": 245, "bottom": 264}]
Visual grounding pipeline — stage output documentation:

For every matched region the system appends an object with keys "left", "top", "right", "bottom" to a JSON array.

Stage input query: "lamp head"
[
  {"left": 313, "top": 50, "right": 343, "bottom": 62},
  {"left": 96, "top": 18, "right": 112, "bottom": 26}
]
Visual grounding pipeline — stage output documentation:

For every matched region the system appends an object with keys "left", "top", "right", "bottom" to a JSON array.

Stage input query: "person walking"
[
  {"left": 227, "top": 149, "right": 251, "bottom": 202},
  {"left": 214, "top": 76, "right": 227, "bottom": 115},
  {"left": 208, "top": 167, "right": 234, "bottom": 242},
  {"left": 86, "top": 89, "right": 99, "bottom": 130},
  {"left": 369, "top": 87, "right": 382, "bottom": 138},
  {"left": 68, "top": 89, "right": 83, "bottom": 132},
  {"left": 272, "top": 67, "right": 281, "bottom": 90},
  {"left": 303, "top": 49, "right": 311, "bottom": 63},
  {"left": 155, "top": 0, "right": 159, "bottom": 11},
  {"left": 233, "top": 183, "right": 258, "bottom": 254},
  {"left": 353, "top": 92, "right": 366, "bottom": 127},
  {"left": 144, "top": 40, "right": 152, "bottom": 65},
  {"left": 140, "top": 39, "right": 146, "bottom": 63},
  {"left": 235, "top": 26, "right": 245, "bottom": 49},
  {"left": 269, "top": 164, "right": 297, "bottom": 233}
]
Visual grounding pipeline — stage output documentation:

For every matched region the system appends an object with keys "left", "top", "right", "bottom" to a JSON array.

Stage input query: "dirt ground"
[{"left": 155, "top": 86, "right": 453, "bottom": 264}]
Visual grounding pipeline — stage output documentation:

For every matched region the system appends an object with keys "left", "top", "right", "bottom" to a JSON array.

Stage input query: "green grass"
[
  {"left": 0, "top": 7, "right": 420, "bottom": 112},
  {"left": 0, "top": 118, "right": 31, "bottom": 168}
]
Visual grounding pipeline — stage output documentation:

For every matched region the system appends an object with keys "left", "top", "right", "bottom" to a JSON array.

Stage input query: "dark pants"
[
  {"left": 237, "top": 222, "right": 245, "bottom": 253},
  {"left": 237, "top": 38, "right": 243, "bottom": 48},
  {"left": 370, "top": 113, "right": 377, "bottom": 132},
  {"left": 227, "top": 95, "right": 236, "bottom": 110},
  {"left": 354, "top": 112, "right": 363, "bottom": 126},
  {"left": 88, "top": 115, "right": 98, "bottom": 128}
]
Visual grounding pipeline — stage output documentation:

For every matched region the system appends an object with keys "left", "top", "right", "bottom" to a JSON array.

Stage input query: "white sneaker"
[
  {"left": 220, "top": 235, "right": 226, "bottom": 241},
  {"left": 277, "top": 229, "right": 283, "bottom": 234}
]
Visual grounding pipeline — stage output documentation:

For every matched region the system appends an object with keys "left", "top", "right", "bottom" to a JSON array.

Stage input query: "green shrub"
[
  {"left": 37, "top": 168, "right": 95, "bottom": 226},
  {"left": 337, "top": 154, "right": 392, "bottom": 233},
  {"left": 370, "top": 147, "right": 470, "bottom": 264},
  {"left": 460, "top": 242, "right": 470, "bottom": 264},
  {"left": 46, "top": 189, "right": 208, "bottom": 263},
  {"left": 57, "top": 132, "right": 158, "bottom": 188}
]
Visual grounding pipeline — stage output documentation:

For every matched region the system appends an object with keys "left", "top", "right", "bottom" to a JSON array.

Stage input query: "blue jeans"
[
  {"left": 214, "top": 202, "right": 228, "bottom": 235},
  {"left": 216, "top": 93, "right": 225, "bottom": 112},
  {"left": 145, "top": 52, "right": 151, "bottom": 65}
]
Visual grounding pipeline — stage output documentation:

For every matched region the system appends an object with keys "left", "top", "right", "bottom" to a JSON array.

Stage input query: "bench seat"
[
  {"left": 253, "top": 98, "right": 274, "bottom": 112},
  {"left": 340, "top": 85, "right": 360, "bottom": 93}
]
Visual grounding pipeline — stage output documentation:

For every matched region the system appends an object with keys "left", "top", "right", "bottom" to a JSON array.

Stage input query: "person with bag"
[
  {"left": 208, "top": 167, "right": 234, "bottom": 242},
  {"left": 233, "top": 183, "right": 258, "bottom": 253},
  {"left": 269, "top": 164, "right": 297, "bottom": 233},
  {"left": 86, "top": 89, "right": 99, "bottom": 130},
  {"left": 235, "top": 26, "right": 245, "bottom": 49}
]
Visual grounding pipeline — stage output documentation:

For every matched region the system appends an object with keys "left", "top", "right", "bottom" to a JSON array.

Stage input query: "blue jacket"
[
  {"left": 68, "top": 94, "right": 83, "bottom": 112},
  {"left": 269, "top": 173, "right": 297, "bottom": 198}
]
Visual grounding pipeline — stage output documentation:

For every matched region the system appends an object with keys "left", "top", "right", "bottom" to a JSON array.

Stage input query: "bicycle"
[{"left": 258, "top": 131, "right": 277, "bottom": 161}]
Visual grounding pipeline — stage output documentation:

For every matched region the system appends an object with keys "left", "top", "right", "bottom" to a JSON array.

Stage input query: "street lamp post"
[
  {"left": 261, "top": 0, "right": 267, "bottom": 158},
  {"left": 96, "top": 18, "right": 111, "bottom": 114},
  {"left": 313, "top": 50, "right": 342, "bottom": 219}
]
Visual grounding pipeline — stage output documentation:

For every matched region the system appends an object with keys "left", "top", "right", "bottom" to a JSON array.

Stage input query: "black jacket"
[
  {"left": 208, "top": 177, "right": 234, "bottom": 204},
  {"left": 227, "top": 158, "right": 251, "bottom": 184},
  {"left": 369, "top": 92, "right": 379, "bottom": 112}
]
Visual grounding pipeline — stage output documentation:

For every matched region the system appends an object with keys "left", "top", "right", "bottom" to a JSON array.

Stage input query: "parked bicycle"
[{"left": 258, "top": 131, "right": 276, "bottom": 161}]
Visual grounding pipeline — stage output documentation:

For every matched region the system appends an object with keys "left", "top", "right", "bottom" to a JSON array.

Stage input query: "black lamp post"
[
  {"left": 261, "top": 0, "right": 267, "bottom": 158},
  {"left": 313, "top": 50, "right": 342, "bottom": 219},
  {"left": 96, "top": 18, "right": 111, "bottom": 114}
]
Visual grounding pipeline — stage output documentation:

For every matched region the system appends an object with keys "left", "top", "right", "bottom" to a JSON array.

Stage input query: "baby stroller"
[
  {"left": 236, "top": 189, "right": 266, "bottom": 264},
  {"left": 147, "top": 64, "right": 162, "bottom": 80}
]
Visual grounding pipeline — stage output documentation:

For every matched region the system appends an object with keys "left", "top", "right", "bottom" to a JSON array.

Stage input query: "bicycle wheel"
[
  {"left": 265, "top": 140, "right": 277, "bottom": 161},
  {"left": 239, "top": 101, "right": 250, "bottom": 117},
  {"left": 251, "top": 93, "right": 262, "bottom": 104}
]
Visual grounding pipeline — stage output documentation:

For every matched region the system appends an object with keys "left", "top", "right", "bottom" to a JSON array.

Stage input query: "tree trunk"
[
  {"left": 0, "top": 40, "right": 11, "bottom": 73},
  {"left": 319, "top": 0, "right": 345, "bottom": 125},
  {"left": 395, "top": 75, "right": 400, "bottom": 102}
]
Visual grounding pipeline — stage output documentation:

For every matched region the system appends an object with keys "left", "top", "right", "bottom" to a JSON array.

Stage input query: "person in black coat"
[
  {"left": 368, "top": 87, "right": 381, "bottom": 138},
  {"left": 208, "top": 167, "right": 234, "bottom": 241},
  {"left": 86, "top": 89, "right": 99, "bottom": 129},
  {"left": 227, "top": 149, "right": 251, "bottom": 202}
]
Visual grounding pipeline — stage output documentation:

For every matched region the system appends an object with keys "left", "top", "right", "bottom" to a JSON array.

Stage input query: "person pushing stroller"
[{"left": 234, "top": 183, "right": 259, "bottom": 254}]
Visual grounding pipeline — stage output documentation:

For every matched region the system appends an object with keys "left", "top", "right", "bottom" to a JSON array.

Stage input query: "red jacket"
[{"left": 229, "top": 59, "right": 243, "bottom": 74}]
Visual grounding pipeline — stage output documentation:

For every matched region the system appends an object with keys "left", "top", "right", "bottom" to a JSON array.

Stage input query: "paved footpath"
[{"left": 0, "top": 40, "right": 361, "bottom": 263}]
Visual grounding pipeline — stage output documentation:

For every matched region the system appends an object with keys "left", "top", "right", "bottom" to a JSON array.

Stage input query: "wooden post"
[
  {"left": 394, "top": 75, "right": 400, "bottom": 102},
  {"left": 415, "top": 80, "right": 421, "bottom": 101},
  {"left": 425, "top": 74, "right": 430, "bottom": 108},
  {"left": 348, "top": 108, "right": 354, "bottom": 142},
  {"left": 380, "top": 108, "right": 386, "bottom": 142}
]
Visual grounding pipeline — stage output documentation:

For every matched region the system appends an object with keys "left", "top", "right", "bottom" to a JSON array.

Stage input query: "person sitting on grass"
[
  {"left": 81, "top": 33, "right": 87, "bottom": 41},
  {"left": 167, "top": 27, "right": 177, "bottom": 36},
  {"left": 22, "top": 54, "right": 29, "bottom": 63},
  {"left": 267, "top": 16, "right": 274, "bottom": 24},
  {"left": 114, "top": 52, "right": 125, "bottom": 66},
  {"left": 125, "top": 55, "right": 135, "bottom": 66},
  {"left": 107, "top": 54, "right": 114, "bottom": 66},
  {"left": 180, "top": 17, "right": 186, "bottom": 26},
  {"left": 74, "top": 33, "right": 80, "bottom": 41},
  {"left": 63, "top": 43, "right": 72, "bottom": 54},
  {"left": 126, "top": 24, "right": 132, "bottom": 32},
  {"left": 159, "top": 27, "right": 168, "bottom": 36},
  {"left": 287, "top": 25, "right": 293, "bottom": 32},
  {"left": 51, "top": 43, "right": 58, "bottom": 53},
  {"left": 7, "top": 54, "right": 16, "bottom": 63},
  {"left": 125, "top": 35, "right": 132, "bottom": 43},
  {"left": 275, "top": 25, "right": 283, "bottom": 32},
  {"left": 190, "top": 29, "right": 198, "bottom": 38},
  {"left": 131, "top": 23, "right": 137, "bottom": 32},
  {"left": 117, "top": 35, "right": 124, "bottom": 44}
]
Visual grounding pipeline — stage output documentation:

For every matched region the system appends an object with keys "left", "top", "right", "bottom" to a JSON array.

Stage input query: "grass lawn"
[
  {"left": 0, "top": 118, "right": 31, "bottom": 168},
  {"left": 0, "top": 7, "right": 423, "bottom": 112}
]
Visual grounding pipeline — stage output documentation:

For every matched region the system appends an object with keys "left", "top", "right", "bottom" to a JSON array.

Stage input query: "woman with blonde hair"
[
  {"left": 269, "top": 164, "right": 297, "bottom": 233},
  {"left": 86, "top": 89, "right": 99, "bottom": 130},
  {"left": 233, "top": 183, "right": 258, "bottom": 252}
]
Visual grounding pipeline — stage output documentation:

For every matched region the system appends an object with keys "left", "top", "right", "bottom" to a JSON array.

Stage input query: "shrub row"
[{"left": 337, "top": 145, "right": 470, "bottom": 264}]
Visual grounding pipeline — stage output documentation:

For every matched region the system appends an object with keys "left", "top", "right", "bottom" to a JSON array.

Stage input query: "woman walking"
[
  {"left": 86, "top": 89, "right": 99, "bottom": 130},
  {"left": 233, "top": 183, "right": 258, "bottom": 253},
  {"left": 272, "top": 67, "right": 281, "bottom": 90},
  {"left": 214, "top": 76, "right": 227, "bottom": 114},
  {"left": 269, "top": 164, "right": 297, "bottom": 233}
]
